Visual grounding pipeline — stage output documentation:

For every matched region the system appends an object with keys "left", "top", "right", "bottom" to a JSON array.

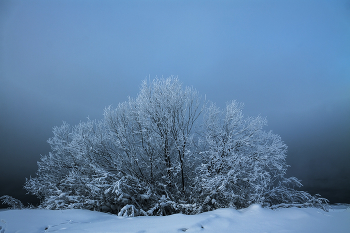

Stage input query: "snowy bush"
[
  {"left": 24, "top": 77, "right": 328, "bottom": 215},
  {"left": 193, "top": 101, "right": 323, "bottom": 210},
  {"left": 0, "top": 195, "right": 24, "bottom": 209}
]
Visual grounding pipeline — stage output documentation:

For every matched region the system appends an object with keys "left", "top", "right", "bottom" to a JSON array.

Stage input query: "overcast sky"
[{"left": 0, "top": 0, "right": 349, "bottom": 206}]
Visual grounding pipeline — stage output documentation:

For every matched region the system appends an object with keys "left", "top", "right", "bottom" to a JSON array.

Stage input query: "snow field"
[{"left": 0, "top": 204, "right": 349, "bottom": 233}]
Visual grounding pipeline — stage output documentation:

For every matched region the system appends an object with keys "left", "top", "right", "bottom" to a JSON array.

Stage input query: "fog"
[{"left": 0, "top": 0, "right": 349, "bottom": 207}]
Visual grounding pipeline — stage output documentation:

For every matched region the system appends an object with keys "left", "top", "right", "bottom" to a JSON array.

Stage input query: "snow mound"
[{"left": 0, "top": 205, "right": 349, "bottom": 233}]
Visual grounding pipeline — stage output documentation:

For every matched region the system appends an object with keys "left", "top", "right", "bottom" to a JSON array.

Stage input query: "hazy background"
[{"left": 1, "top": 0, "right": 349, "bottom": 208}]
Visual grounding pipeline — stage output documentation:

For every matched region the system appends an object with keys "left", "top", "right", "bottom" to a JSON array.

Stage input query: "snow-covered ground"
[{"left": 0, "top": 204, "right": 349, "bottom": 233}]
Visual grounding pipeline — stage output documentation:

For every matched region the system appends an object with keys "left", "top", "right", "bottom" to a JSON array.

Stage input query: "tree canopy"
[{"left": 24, "top": 77, "right": 328, "bottom": 216}]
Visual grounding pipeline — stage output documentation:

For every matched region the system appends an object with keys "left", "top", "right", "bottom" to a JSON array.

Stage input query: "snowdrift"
[{"left": 0, "top": 204, "right": 349, "bottom": 233}]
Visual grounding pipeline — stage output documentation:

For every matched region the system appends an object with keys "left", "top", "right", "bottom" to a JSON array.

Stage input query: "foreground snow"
[{"left": 0, "top": 204, "right": 349, "bottom": 233}]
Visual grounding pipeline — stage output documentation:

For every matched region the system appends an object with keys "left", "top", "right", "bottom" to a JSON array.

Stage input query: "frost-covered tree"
[
  {"left": 25, "top": 77, "right": 203, "bottom": 214},
  {"left": 194, "top": 101, "right": 328, "bottom": 211},
  {"left": 104, "top": 78, "right": 201, "bottom": 196},
  {"left": 136, "top": 78, "right": 202, "bottom": 193},
  {"left": 24, "top": 77, "right": 328, "bottom": 215},
  {"left": 24, "top": 119, "right": 123, "bottom": 212}
]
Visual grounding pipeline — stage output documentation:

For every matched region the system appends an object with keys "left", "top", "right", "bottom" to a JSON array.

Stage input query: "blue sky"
[{"left": 0, "top": 0, "right": 349, "bottom": 205}]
